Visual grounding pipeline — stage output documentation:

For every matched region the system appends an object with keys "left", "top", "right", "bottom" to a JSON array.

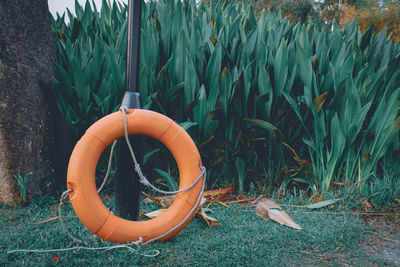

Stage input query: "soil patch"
[{"left": 363, "top": 214, "right": 400, "bottom": 265}]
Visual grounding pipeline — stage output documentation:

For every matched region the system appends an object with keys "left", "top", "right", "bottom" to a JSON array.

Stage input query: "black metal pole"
[
  {"left": 114, "top": 0, "right": 143, "bottom": 220},
  {"left": 126, "top": 0, "right": 142, "bottom": 93}
]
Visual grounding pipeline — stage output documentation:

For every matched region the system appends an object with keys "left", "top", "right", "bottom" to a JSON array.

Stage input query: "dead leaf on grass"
[
  {"left": 200, "top": 196, "right": 207, "bottom": 207},
  {"left": 267, "top": 209, "right": 303, "bottom": 230},
  {"left": 139, "top": 205, "right": 220, "bottom": 227},
  {"left": 203, "top": 187, "right": 234, "bottom": 198},
  {"left": 142, "top": 192, "right": 175, "bottom": 208},
  {"left": 257, "top": 198, "right": 282, "bottom": 209},
  {"left": 143, "top": 187, "right": 235, "bottom": 209},
  {"left": 255, "top": 202, "right": 270, "bottom": 221},
  {"left": 216, "top": 200, "right": 230, "bottom": 209},
  {"left": 203, "top": 187, "right": 236, "bottom": 205},
  {"left": 256, "top": 198, "right": 303, "bottom": 230},
  {"left": 197, "top": 208, "right": 220, "bottom": 226},
  {"left": 140, "top": 187, "right": 244, "bottom": 226},
  {"left": 225, "top": 198, "right": 258, "bottom": 204},
  {"left": 140, "top": 208, "right": 167, "bottom": 219},
  {"left": 361, "top": 199, "right": 372, "bottom": 212}
]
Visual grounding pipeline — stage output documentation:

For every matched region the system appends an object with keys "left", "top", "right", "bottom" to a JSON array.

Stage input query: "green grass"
[{"left": 0, "top": 195, "right": 395, "bottom": 266}]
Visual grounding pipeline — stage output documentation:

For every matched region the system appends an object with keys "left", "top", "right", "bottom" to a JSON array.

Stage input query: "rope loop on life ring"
[{"left": 67, "top": 109, "right": 205, "bottom": 244}]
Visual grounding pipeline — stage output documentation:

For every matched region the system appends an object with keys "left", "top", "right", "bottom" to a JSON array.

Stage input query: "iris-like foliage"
[{"left": 52, "top": 0, "right": 400, "bottom": 194}]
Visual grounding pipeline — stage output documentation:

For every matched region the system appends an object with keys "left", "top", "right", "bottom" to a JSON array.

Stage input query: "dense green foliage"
[{"left": 51, "top": 0, "right": 400, "bottom": 195}]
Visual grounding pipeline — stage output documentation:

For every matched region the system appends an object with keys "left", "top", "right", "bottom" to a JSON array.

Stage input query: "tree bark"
[{"left": 0, "top": 0, "right": 71, "bottom": 204}]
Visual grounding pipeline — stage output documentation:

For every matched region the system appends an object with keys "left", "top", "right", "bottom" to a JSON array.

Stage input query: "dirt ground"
[{"left": 362, "top": 215, "right": 400, "bottom": 265}]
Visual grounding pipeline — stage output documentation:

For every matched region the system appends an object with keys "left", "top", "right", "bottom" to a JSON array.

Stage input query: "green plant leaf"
[
  {"left": 296, "top": 45, "right": 312, "bottom": 105},
  {"left": 179, "top": 121, "right": 198, "bottom": 131},
  {"left": 154, "top": 169, "right": 178, "bottom": 191},
  {"left": 246, "top": 119, "right": 278, "bottom": 133},
  {"left": 235, "top": 157, "right": 246, "bottom": 193},
  {"left": 205, "top": 42, "right": 222, "bottom": 93},
  {"left": 220, "top": 66, "right": 232, "bottom": 119},
  {"left": 184, "top": 54, "right": 199, "bottom": 108},
  {"left": 143, "top": 148, "right": 160, "bottom": 165},
  {"left": 257, "top": 64, "right": 273, "bottom": 120},
  {"left": 306, "top": 198, "right": 343, "bottom": 209},
  {"left": 273, "top": 39, "right": 288, "bottom": 97}
]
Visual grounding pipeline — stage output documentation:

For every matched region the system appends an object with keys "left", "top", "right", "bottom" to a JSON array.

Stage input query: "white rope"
[
  {"left": 97, "top": 140, "right": 117, "bottom": 193},
  {"left": 58, "top": 189, "right": 84, "bottom": 244},
  {"left": 57, "top": 138, "right": 117, "bottom": 245},
  {"left": 7, "top": 243, "right": 160, "bottom": 257},
  {"left": 142, "top": 167, "right": 206, "bottom": 245},
  {"left": 120, "top": 106, "right": 206, "bottom": 195},
  {"left": 9, "top": 187, "right": 160, "bottom": 257},
  {"left": 119, "top": 106, "right": 207, "bottom": 245}
]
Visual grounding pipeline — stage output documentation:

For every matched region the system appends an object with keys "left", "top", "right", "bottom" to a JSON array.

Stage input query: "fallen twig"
[
  {"left": 225, "top": 198, "right": 257, "bottom": 204},
  {"left": 216, "top": 200, "right": 230, "bottom": 209},
  {"left": 242, "top": 209, "right": 400, "bottom": 216},
  {"left": 3, "top": 216, "right": 78, "bottom": 229}
]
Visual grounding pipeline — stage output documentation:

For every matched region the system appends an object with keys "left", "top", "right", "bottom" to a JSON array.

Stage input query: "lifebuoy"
[{"left": 67, "top": 109, "right": 204, "bottom": 244}]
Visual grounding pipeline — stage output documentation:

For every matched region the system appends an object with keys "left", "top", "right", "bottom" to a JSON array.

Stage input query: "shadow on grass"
[{"left": 0, "top": 195, "right": 396, "bottom": 266}]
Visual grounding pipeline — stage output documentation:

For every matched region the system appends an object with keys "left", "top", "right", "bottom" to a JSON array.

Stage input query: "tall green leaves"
[
  {"left": 274, "top": 40, "right": 288, "bottom": 97},
  {"left": 52, "top": 0, "right": 400, "bottom": 193},
  {"left": 52, "top": 0, "right": 126, "bottom": 136}
]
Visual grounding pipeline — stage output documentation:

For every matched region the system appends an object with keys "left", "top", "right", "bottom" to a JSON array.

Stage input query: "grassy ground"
[{"left": 1, "top": 195, "right": 398, "bottom": 266}]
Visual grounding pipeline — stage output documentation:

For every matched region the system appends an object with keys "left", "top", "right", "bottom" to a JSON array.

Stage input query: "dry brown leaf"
[
  {"left": 257, "top": 198, "right": 282, "bottom": 209},
  {"left": 32, "top": 216, "right": 77, "bottom": 225},
  {"left": 255, "top": 202, "right": 269, "bottom": 221},
  {"left": 140, "top": 208, "right": 167, "bottom": 219},
  {"left": 142, "top": 198, "right": 153, "bottom": 205},
  {"left": 362, "top": 199, "right": 372, "bottom": 212},
  {"left": 158, "top": 196, "right": 175, "bottom": 208},
  {"left": 255, "top": 198, "right": 303, "bottom": 230},
  {"left": 268, "top": 209, "right": 304, "bottom": 230},
  {"left": 197, "top": 209, "right": 220, "bottom": 226},
  {"left": 200, "top": 196, "right": 208, "bottom": 207},
  {"left": 332, "top": 181, "right": 346, "bottom": 186},
  {"left": 142, "top": 192, "right": 163, "bottom": 206},
  {"left": 142, "top": 192, "right": 175, "bottom": 208},
  {"left": 216, "top": 200, "right": 230, "bottom": 209},
  {"left": 225, "top": 197, "right": 257, "bottom": 204},
  {"left": 203, "top": 187, "right": 234, "bottom": 198}
]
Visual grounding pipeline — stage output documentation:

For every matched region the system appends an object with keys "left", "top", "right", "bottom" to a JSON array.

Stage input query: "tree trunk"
[{"left": 0, "top": 0, "right": 71, "bottom": 204}]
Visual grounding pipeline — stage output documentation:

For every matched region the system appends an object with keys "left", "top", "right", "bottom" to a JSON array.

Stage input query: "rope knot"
[
  {"left": 139, "top": 176, "right": 150, "bottom": 186},
  {"left": 132, "top": 237, "right": 144, "bottom": 247},
  {"left": 134, "top": 164, "right": 142, "bottom": 174},
  {"left": 119, "top": 106, "right": 129, "bottom": 113}
]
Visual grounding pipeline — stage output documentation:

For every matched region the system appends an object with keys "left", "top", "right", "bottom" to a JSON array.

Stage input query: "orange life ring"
[{"left": 67, "top": 109, "right": 204, "bottom": 244}]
